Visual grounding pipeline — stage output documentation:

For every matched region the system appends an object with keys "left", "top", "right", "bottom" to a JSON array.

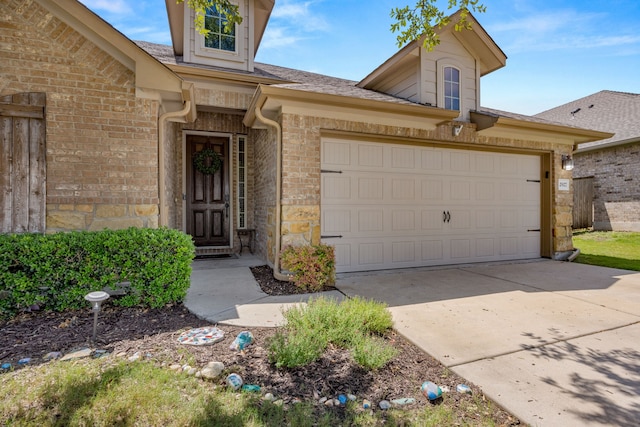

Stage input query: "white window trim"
[
  {"left": 236, "top": 135, "right": 248, "bottom": 230},
  {"left": 189, "top": 1, "right": 246, "bottom": 64},
  {"left": 436, "top": 58, "right": 463, "bottom": 116}
]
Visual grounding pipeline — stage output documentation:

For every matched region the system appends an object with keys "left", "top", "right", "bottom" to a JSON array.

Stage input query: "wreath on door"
[{"left": 193, "top": 148, "right": 222, "bottom": 175}]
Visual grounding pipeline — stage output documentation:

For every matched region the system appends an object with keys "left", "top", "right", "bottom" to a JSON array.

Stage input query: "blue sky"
[{"left": 81, "top": 0, "right": 640, "bottom": 115}]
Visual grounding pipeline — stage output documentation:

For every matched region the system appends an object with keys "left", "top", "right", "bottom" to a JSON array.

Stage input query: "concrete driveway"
[{"left": 336, "top": 260, "right": 640, "bottom": 427}]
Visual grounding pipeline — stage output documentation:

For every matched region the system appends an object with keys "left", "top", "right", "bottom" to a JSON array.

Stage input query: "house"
[
  {"left": 536, "top": 91, "right": 640, "bottom": 232},
  {"left": 1, "top": 0, "right": 613, "bottom": 275}
]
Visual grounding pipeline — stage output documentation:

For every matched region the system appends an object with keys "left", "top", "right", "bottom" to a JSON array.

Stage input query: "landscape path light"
[{"left": 85, "top": 291, "right": 110, "bottom": 343}]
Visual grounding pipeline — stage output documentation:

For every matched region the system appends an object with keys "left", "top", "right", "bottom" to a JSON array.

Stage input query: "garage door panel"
[
  {"left": 392, "top": 241, "right": 417, "bottom": 263},
  {"left": 357, "top": 144, "right": 384, "bottom": 168},
  {"left": 476, "top": 238, "right": 496, "bottom": 257},
  {"left": 358, "top": 242, "right": 385, "bottom": 266},
  {"left": 392, "top": 178, "right": 416, "bottom": 200},
  {"left": 358, "top": 210, "right": 383, "bottom": 232},
  {"left": 451, "top": 239, "right": 471, "bottom": 259},
  {"left": 322, "top": 140, "right": 351, "bottom": 166},
  {"left": 421, "top": 240, "right": 444, "bottom": 261},
  {"left": 421, "top": 179, "right": 444, "bottom": 201},
  {"left": 321, "top": 138, "right": 541, "bottom": 272},
  {"left": 422, "top": 210, "right": 445, "bottom": 230},
  {"left": 421, "top": 149, "right": 444, "bottom": 170},
  {"left": 358, "top": 177, "right": 384, "bottom": 200},
  {"left": 392, "top": 210, "right": 416, "bottom": 231},
  {"left": 391, "top": 147, "right": 416, "bottom": 169},
  {"left": 322, "top": 175, "right": 350, "bottom": 200},
  {"left": 323, "top": 209, "right": 351, "bottom": 233}
]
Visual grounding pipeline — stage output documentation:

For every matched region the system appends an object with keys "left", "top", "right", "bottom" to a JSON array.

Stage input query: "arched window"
[{"left": 443, "top": 66, "right": 460, "bottom": 111}]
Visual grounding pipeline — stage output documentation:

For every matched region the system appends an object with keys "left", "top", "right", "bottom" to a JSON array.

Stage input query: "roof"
[
  {"left": 535, "top": 91, "right": 640, "bottom": 152},
  {"left": 136, "top": 41, "right": 613, "bottom": 146}
]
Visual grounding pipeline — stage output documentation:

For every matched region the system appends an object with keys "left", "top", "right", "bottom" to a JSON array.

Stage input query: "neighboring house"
[
  {"left": 536, "top": 91, "right": 640, "bottom": 232},
  {"left": 1, "top": 0, "right": 612, "bottom": 274}
]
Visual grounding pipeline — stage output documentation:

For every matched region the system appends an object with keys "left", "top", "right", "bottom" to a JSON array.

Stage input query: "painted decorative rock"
[
  {"left": 226, "top": 373, "right": 243, "bottom": 390},
  {"left": 177, "top": 327, "right": 225, "bottom": 346},
  {"left": 421, "top": 381, "right": 443, "bottom": 401}
]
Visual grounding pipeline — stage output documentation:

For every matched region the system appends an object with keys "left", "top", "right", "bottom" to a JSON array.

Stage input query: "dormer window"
[
  {"left": 443, "top": 66, "right": 460, "bottom": 111},
  {"left": 204, "top": 7, "right": 236, "bottom": 52}
]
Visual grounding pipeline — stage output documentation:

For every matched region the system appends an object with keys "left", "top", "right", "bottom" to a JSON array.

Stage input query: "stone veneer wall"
[
  {"left": 575, "top": 144, "right": 640, "bottom": 231},
  {"left": 1, "top": 0, "right": 161, "bottom": 232},
  {"left": 278, "top": 113, "right": 575, "bottom": 256}
]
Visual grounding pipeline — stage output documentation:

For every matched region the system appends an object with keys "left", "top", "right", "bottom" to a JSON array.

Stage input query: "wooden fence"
[{"left": 573, "top": 177, "right": 594, "bottom": 229}]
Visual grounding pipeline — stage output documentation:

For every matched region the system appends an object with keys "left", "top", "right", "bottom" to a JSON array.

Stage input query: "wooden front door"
[{"left": 186, "top": 135, "right": 230, "bottom": 247}]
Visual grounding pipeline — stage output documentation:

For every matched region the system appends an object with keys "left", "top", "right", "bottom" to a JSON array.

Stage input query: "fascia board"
[
  {"left": 471, "top": 112, "right": 614, "bottom": 145},
  {"left": 167, "top": 64, "right": 290, "bottom": 86},
  {"left": 244, "top": 84, "right": 459, "bottom": 128},
  {"left": 358, "top": 41, "right": 421, "bottom": 88}
]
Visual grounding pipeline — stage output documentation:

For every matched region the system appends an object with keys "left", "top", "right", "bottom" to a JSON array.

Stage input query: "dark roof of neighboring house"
[
  {"left": 135, "top": 41, "right": 616, "bottom": 133},
  {"left": 535, "top": 90, "right": 640, "bottom": 151}
]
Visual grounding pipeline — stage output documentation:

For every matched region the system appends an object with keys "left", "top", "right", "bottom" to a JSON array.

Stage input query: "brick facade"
[
  {"left": 575, "top": 144, "right": 640, "bottom": 231},
  {"left": 1, "top": 0, "right": 160, "bottom": 232}
]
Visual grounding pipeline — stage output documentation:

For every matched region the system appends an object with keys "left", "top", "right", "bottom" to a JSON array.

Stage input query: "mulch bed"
[{"left": 0, "top": 265, "right": 521, "bottom": 425}]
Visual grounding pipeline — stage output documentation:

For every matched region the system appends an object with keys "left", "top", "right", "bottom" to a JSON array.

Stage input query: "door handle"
[{"left": 224, "top": 194, "right": 230, "bottom": 218}]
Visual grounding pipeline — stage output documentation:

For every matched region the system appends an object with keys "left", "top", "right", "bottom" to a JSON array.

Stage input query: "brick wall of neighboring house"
[
  {"left": 277, "top": 114, "right": 576, "bottom": 256},
  {"left": 1, "top": 0, "right": 160, "bottom": 232},
  {"left": 575, "top": 144, "right": 640, "bottom": 231}
]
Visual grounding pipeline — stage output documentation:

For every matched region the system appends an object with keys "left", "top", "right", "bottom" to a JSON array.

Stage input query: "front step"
[{"left": 195, "top": 247, "right": 236, "bottom": 258}]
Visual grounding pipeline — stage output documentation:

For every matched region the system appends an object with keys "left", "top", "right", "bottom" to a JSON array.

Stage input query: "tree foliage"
[
  {"left": 391, "top": 0, "right": 486, "bottom": 50},
  {"left": 179, "top": 0, "right": 486, "bottom": 51},
  {"left": 177, "top": 0, "right": 243, "bottom": 36}
]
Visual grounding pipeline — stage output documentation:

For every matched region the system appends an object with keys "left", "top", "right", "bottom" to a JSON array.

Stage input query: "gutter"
[
  {"left": 253, "top": 106, "right": 289, "bottom": 282},
  {"left": 158, "top": 100, "right": 192, "bottom": 227}
]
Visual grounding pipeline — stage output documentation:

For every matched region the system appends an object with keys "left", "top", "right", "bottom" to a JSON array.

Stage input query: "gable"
[{"left": 358, "top": 11, "right": 506, "bottom": 122}]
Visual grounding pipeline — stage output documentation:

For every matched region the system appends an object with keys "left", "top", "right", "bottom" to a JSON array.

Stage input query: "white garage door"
[{"left": 321, "top": 137, "right": 541, "bottom": 273}]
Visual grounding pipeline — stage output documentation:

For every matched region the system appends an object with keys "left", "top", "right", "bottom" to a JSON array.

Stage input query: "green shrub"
[
  {"left": 0, "top": 228, "right": 195, "bottom": 319},
  {"left": 268, "top": 296, "right": 396, "bottom": 370},
  {"left": 279, "top": 244, "right": 335, "bottom": 291}
]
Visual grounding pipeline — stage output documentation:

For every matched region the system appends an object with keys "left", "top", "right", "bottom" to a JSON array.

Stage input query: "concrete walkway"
[
  {"left": 186, "top": 254, "right": 344, "bottom": 327},
  {"left": 185, "top": 256, "right": 640, "bottom": 427}
]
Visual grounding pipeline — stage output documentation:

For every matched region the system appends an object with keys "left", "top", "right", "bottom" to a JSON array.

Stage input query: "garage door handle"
[
  {"left": 444, "top": 211, "right": 451, "bottom": 223},
  {"left": 443, "top": 211, "right": 447, "bottom": 223},
  {"left": 321, "top": 235, "right": 343, "bottom": 239}
]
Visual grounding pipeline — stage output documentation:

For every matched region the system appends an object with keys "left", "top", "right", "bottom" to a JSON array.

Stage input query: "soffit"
[{"left": 471, "top": 111, "right": 614, "bottom": 146}]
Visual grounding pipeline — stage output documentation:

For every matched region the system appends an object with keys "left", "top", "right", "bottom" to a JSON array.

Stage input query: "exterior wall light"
[
  {"left": 85, "top": 291, "right": 110, "bottom": 342},
  {"left": 561, "top": 155, "right": 574, "bottom": 171}
]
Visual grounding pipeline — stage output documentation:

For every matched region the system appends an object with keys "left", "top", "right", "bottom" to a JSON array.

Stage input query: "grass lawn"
[{"left": 572, "top": 230, "right": 640, "bottom": 271}]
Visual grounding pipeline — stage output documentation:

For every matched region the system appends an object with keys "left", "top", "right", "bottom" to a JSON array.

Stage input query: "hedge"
[{"left": 0, "top": 228, "right": 195, "bottom": 319}]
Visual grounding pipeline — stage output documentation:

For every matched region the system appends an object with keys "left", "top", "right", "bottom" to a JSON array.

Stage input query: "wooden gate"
[
  {"left": 573, "top": 176, "right": 594, "bottom": 229},
  {"left": 0, "top": 93, "right": 46, "bottom": 233}
]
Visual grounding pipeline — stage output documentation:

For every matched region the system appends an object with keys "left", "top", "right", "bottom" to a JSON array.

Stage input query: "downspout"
[
  {"left": 253, "top": 106, "right": 289, "bottom": 281},
  {"left": 158, "top": 101, "right": 192, "bottom": 227}
]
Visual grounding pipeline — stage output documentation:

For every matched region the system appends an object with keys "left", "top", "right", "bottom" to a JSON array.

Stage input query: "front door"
[{"left": 186, "top": 135, "right": 230, "bottom": 247}]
